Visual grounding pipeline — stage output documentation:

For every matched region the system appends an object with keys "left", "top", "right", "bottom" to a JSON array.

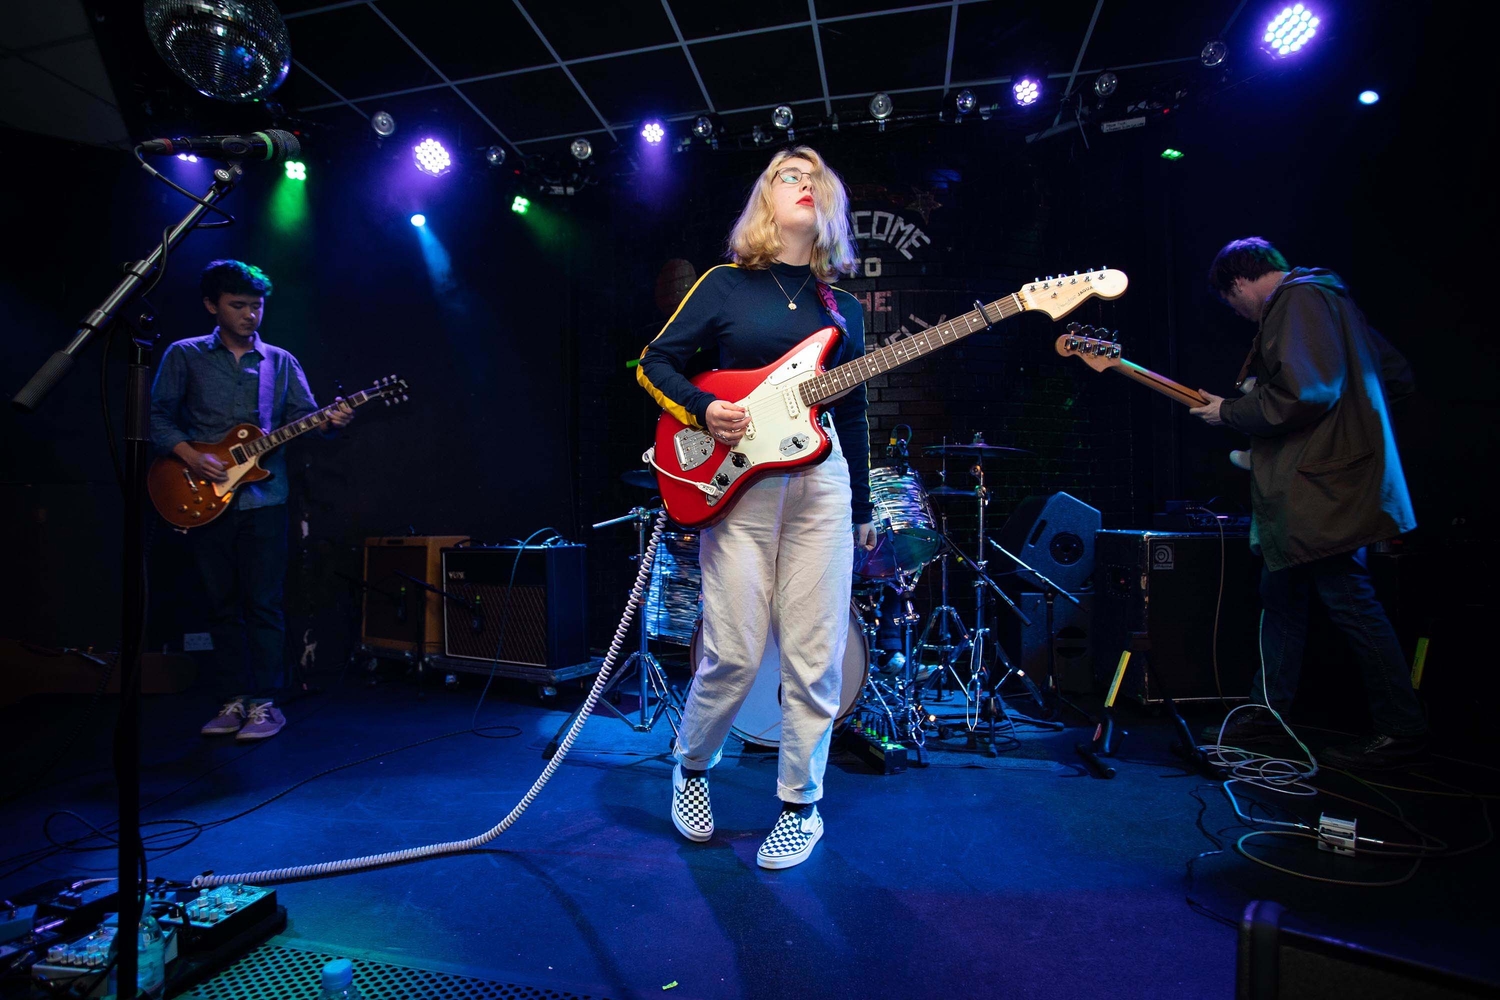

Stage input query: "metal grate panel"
[{"left": 179, "top": 942, "right": 604, "bottom": 1000}]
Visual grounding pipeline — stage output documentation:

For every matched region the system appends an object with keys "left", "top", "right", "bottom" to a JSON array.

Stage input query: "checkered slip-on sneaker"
[
  {"left": 235, "top": 701, "right": 286, "bottom": 741},
  {"left": 671, "top": 762, "right": 713, "bottom": 842},
  {"left": 757, "top": 806, "right": 823, "bottom": 870},
  {"left": 201, "top": 697, "right": 247, "bottom": 735}
]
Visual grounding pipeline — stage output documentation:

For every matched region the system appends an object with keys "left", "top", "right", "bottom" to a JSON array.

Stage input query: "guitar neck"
[
  {"left": 1109, "top": 359, "right": 1207, "bottom": 407},
  {"left": 242, "top": 387, "right": 377, "bottom": 457},
  {"left": 800, "top": 293, "right": 1025, "bottom": 406}
]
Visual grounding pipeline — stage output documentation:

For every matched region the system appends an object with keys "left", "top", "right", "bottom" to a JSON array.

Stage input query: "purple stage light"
[
  {"left": 176, "top": 153, "right": 199, "bottom": 162},
  {"left": 413, "top": 138, "right": 451, "bottom": 176},
  {"left": 1264, "top": 3, "right": 1319, "bottom": 57},
  {"left": 1013, "top": 78, "right": 1040, "bottom": 107},
  {"left": 641, "top": 120, "right": 665, "bottom": 144}
]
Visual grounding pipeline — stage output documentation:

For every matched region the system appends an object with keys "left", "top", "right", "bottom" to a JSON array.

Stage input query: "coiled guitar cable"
[{"left": 192, "top": 511, "right": 668, "bottom": 889}]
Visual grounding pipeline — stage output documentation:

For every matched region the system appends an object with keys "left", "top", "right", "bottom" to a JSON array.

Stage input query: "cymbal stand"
[
  {"left": 543, "top": 506, "right": 680, "bottom": 758},
  {"left": 914, "top": 510, "right": 967, "bottom": 701}
]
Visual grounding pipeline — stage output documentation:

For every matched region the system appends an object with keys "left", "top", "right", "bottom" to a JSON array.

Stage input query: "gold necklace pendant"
[{"left": 788, "top": 302, "right": 797, "bottom": 310}]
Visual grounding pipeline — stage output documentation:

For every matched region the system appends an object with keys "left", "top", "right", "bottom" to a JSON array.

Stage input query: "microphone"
[{"left": 139, "top": 130, "right": 301, "bottom": 162}]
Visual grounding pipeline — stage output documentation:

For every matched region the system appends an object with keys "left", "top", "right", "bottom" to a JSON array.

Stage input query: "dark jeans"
[
  {"left": 1252, "top": 547, "right": 1427, "bottom": 738},
  {"left": 191, "top": 504, "right": 288, "bottom": 699}
]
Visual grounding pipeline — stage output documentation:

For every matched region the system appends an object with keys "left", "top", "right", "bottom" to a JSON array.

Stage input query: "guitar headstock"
[
  {"left": 1055, "top": 324, "right": 1124, "bottom": 373},
  {"left": 1018, "top": 268, "right": 1128, "bottom": 320},
  {"left": 373, "top": 374, "right": 410, "bottom": 406}
]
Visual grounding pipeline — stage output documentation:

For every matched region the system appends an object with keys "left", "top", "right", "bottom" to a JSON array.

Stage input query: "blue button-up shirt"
[{"left": 149, "top": 330, "right": 319, "bottom": 509}]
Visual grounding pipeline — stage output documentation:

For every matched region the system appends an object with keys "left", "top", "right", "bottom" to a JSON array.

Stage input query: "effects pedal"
[
  {"left": 157, "top": 883, "right": 277, "bottom": 951},
  {"left": 29, "top": 916, "right": 179, "bottom": 996},
  {"left": 839, "top": 723, "right": 908, "bottom": 774}
]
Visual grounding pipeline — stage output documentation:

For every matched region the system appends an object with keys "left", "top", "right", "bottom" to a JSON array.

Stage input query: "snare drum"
[
  {"left": 688, "top": 606, "right": 868, "bottom": 748},
  {"left": 855, "top": 467, "right": 943, "bottom": 579},
  {"left": 645, "top": 531, "right": 701, "bottom": 644}
]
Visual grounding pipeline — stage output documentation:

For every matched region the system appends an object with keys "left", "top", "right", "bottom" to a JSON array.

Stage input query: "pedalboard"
[
  {"left": 157, "top": 883, "right": 277, "bottom": 951},
  {"left": 839, "top": 724, "right": 909, "bottom": 774}
]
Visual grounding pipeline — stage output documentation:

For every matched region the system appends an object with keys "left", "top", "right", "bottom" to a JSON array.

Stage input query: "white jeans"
[{"left": 673, "top": 424, "right": 854, "bottom": 803}]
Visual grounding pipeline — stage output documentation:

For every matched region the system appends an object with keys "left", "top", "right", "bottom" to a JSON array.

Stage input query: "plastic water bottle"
[
  {"left": 319, "top": 958, "right": 363, "bottom": 999},
  {"left": 109, "top": 914, "right": 166, "bottom": 998}
]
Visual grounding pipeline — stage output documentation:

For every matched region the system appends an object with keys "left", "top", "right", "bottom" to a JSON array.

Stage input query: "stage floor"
[{"left": 1, "top": 675, "right": 1494, "bottom": 999}]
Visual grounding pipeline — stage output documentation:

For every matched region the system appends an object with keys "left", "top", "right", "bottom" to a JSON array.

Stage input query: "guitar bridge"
[{"left": 673, "top": 427, "right": 715, "bottom": 471}]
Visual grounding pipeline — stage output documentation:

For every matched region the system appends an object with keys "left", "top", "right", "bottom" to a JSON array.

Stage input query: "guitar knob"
[
  {"left": 178, "top": 505, "right": 189, "bottom": 512},
  {"left": 190, "top": 511, "right": 201, "bottom": 519}
]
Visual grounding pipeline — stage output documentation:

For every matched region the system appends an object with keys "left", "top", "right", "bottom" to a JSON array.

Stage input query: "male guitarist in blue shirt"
[{"left": 150, "top": 260, "right": 353, "bottom": 741}]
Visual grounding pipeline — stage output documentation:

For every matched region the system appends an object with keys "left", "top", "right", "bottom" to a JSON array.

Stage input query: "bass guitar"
[
  {"left": 147, "top": 374, "right": 409, "bottom": 529},
  {"left": 648, "top": 269, "right": 1129, "bottom": 529},
  {"left": 1054, "top": 326, "right": 1250, "bottom": 469}
]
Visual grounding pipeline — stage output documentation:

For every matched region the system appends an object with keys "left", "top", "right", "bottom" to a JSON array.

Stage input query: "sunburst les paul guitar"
[
  {"left": 1055, "top": 325, "right": 1250, "bottom": 470},
  {"left": 147, "top": 374, "right": 409, "bottom": 529},
  {"left": 648, "top": 269, "right": 1129, "bottom": 529}
]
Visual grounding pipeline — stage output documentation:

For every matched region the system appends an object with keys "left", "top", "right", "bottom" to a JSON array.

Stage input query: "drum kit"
[{"left": 587, "top": 432, "right": 1046, "bottom": 758}]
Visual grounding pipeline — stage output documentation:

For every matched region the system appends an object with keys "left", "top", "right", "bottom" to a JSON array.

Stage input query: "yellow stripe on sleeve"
[{"left": 634, "top": 264, "right": 737, "bottom": 429}]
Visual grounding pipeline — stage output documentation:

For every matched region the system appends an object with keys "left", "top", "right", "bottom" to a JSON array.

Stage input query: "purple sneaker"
[
  {"left": 235, "top": 701, "right": 286, "bottom": 741},
  {"left": 201, "top": 698, "right": 247, "bottom": 736}
]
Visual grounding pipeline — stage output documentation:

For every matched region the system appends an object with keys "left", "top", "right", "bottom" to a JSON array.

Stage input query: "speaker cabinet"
[
  {"left": 1092, "top": 530, "right": 1260, "bottom": 703},
  {"left": 1000, "top": 592, "right": 1095, "bottom": 694},
  {"left": 362, "top": 535, "right": 470, "bottom": 654},
  {"left": 442, "top": 545, "right": 587, "bottom": 668},
  {"left": 996, "top": 492, "right": 1102, "bottom": 594}
]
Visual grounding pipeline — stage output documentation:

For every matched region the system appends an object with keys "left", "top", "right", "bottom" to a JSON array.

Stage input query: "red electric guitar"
[{"left": 648, "top": 269, "right": 1129, "bottom": 529}]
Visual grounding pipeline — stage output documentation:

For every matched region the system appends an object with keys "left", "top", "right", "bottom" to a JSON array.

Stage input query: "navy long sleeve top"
[{"left": 637, "top": 261, "right": 872, "bottom": 525}]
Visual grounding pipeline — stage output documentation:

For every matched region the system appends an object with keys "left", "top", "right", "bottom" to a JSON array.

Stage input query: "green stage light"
[
  {"left": 511, "top": 195, "right": 530, "bottom": 215},
  {"left": 1161, "top": 148, "right": 1184, "bottom": 160},
  {"left": 284, "top": 160, "right": 306, "bottom": 181}
]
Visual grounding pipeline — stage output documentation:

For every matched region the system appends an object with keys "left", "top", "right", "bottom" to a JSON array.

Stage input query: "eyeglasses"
[{"left": 775, "top": 168, "right": 814, "bottom": 185}]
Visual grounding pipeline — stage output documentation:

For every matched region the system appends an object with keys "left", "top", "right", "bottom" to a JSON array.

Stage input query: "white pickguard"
[{"left": 212, "top": 463, "right": 257, "bottom": 497}]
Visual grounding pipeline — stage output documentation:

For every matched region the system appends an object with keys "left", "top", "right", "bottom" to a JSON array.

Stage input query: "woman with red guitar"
[{"left": 637, "top": 147, "right": 877, "bottom": 869}]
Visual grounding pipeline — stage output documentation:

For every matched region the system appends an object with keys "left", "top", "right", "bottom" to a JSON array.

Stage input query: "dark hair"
[
  {"left": 200, "top": 259, "right": 273, "bottom": 301},
  {"left": 1207, "top": 238, "right": 1288, "bottom": 295}
]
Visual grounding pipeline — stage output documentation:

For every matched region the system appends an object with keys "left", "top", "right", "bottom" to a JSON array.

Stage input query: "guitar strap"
[{"left": 257, "top": 353, "right": 276, "bottom": 435}]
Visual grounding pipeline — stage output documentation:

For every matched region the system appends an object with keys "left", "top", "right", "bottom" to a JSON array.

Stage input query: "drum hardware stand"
[
  {"left": 986, "top": 538, "right": 1091, "bottom": 723},
  {"left": 914, "top": 511, "right": 968, "bottom": 702},
  {"left": 543, "top": 505, "right": 680, "bottom": 759},
  {"left": 929, "top": 458, "right": 1032, "bottom": 756}
]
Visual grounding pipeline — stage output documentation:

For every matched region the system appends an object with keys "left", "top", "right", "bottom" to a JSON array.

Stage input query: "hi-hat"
[
  {"left": 923, "top": 443, "right": 1034, "bottom": 458},
  {"left": 621, "top": 469, "right": 658, "bottom": 490}
]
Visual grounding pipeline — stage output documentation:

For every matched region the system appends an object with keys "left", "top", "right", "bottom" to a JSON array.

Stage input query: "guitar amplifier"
[
  {"left": 362, "top": 535, "right": 470, "bottom": 654},
  {"left": 1092, "top": 530, "right": 1261, "bottom": 704},
  {"left": 442, "top": 545, "right": 588, "bottom": 667}
]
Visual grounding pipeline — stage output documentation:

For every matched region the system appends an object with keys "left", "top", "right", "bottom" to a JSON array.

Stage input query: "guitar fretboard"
[
  {"left": 243, "top": 387, "right": 377, "bottom": 457},
  {"left": 800, "top": 294, "right": 1024, "bottom": 406}
]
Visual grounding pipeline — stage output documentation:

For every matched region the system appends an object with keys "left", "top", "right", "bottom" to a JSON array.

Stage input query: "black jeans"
[
  {"left": 191, "top": 504, "right": 288, "bottom": 699},
  {"left": 1252, "top": 547, "right": 1427, "bottom": 738}
]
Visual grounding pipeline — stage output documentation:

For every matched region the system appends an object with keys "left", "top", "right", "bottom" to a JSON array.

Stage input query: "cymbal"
[
  {"left": 923, "top": 443, "right": 1034, "bottom": 457},
  {"left": 927, "top": 485, "right": 976, "bottom": 497},
  {"left": 620, "top": 469, "right": 658, "bottom": 490}
]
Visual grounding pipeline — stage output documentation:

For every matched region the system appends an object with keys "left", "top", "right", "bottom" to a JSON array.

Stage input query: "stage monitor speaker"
[
  {"left": 1000, "top": 592, "right": 1095, "bottom": 694},
  {"left": 995, "top": 492, "right": 1101, "bottom": 593},
  {"left": 1092, "top": 530, "right": 1259, "bottom": 703},
  {"left": 362, "top": 535, "right": 470, "bottom": 655},
  {"left": 1237, "top": 900, "right": 1494, "bottom": 999},
  {"left": 442, "top": 545, "right": 588, "bottom": 668}
]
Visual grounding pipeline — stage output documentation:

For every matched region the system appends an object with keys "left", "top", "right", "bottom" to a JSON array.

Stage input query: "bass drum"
[{"left": 688, "top": 606, "right": 868, "bottom": 748}]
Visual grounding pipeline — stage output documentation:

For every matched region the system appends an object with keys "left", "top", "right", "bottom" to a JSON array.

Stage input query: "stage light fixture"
[
  {"left": 176, "top": 153, "right": 199, "bottom": 162},
  {"left": 772, "top": 105, "right": 794, "bottom": 130},
  {"left": 413, "top": 138, "right": 451, "bottom": 176},
  {"left": 955, "top": 89, "right": 977, "bottom": 115},
  {"left": 410, "top": 214, "right": 426, "bottom": 227},
  {"left": 1264, "top": 4, "right": 1319, "bottom": 57},
  {"left": 284, "top": 160, "right": 306, "bottom": 181},
  {"left": 570, "top": 137, "right": 593, "bottom": 162},
  {"left": 751, "top": 125, "right": 770, "bottom": 145},
  {"left": 693, "top": 115, "right": 714, "bottom": 139},
  {"left": 869, "top": 93, "right": 893, "bottom": 120},
  {"left": 1201, "top": 39, "right": 1228, "bottom": 67},
  {"left": 1093, "top": 72, "right": 1118, "bottom": 97},
  {"left": 511, "top": 195, "right": 530, "bottom": 215},
  {"left": 1013, "top": 78, "right": 1040, "bottom": 106},
  {"left": 1161, "top": 148, "right": 1184, "bottom": 160},
  {"left": 485, "top": 145, "right": 506, "bottom": 167},
  {"left": 1358, "top": 90, "right": 1380, "bottom": 105},
  {"left": 641, "top": 120, "right": 665, "bottom": 144},
  {"left": 371, "top": 111, "right": 396, "bottom": 137}
]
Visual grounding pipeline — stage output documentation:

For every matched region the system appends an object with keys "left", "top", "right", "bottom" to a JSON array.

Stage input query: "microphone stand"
[
  {"left": 987, "top": 537, "right": 1091, "bottom": 723},
  {"left": 12, "top": 163, "right": 245, "bottom": 1000}
]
